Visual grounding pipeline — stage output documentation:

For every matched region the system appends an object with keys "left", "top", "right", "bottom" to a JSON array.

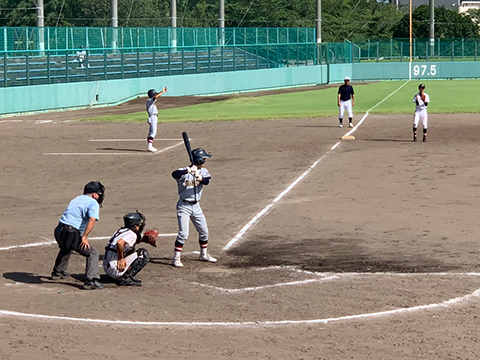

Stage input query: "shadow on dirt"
[
  {"left": 3, "top": 272, "right": 119, "bottom": 289},
  {"left": 225, "top": 236, "right": 458, "bottom": 273},
  {"left": 97, "top": 147, "right": 147, "bottom": 152}
]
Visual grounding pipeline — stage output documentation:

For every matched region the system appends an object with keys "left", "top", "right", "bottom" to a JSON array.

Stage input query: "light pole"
[
  {"left": 111, "top": 0, "right": 118, "bottom": 50},
  {"left": 219, "top": 0, "right": 225, "bottom": 45},
  {"left": 171, "top": 0, "right": 177, "bottom": 49},
  {"left": 37, "top": 0, "right": 45, "bottom": 54}
]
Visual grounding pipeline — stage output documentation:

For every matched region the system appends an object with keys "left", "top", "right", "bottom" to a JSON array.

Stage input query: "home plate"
[
  {"left": 199, "top": 267, "right": 232, "bottom": 273},
  {"left": 341, "top": 135, "right": 355, "bottom": 140}
]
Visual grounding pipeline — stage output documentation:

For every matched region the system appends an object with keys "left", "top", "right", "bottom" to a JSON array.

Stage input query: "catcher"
[
  {"left": 413, "top": 83, "right": 430, "bottom": 142},
  {"left": 103, "top": 211, "right": 159, "bottom": 286}
]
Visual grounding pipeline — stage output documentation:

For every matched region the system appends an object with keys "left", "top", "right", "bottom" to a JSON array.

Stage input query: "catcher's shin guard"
[{"left": 125, "top": 248, "right": 150, "bottom": 278}]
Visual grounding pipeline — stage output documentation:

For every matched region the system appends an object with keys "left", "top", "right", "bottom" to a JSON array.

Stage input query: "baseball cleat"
[
  {"left": 199, "top": 253, "right": 217, "bottom": 263},
  {"left": 82, "top": 278, "right": 104, "bottom": 290},
  {"left": 423, "top": 136, "right": 427, "bottom": 142},
  {"left": 116, "top": 274, "right": 142, "bottom": 286},
  {"left": 413, "top": 134, "right": 418, "bottom": 142},
  {"left": 51, "top": 270, "right": 70, "bottom": 280},
  {"left": 147, "top": 146, "right": 158, "bottom": 152},
  {"left": 349, "top": 123, "right": 354, "bottom": 128},
  {"left": 338, "top": 123, "right": 343, "bottom": 128},
  {"left": 172, "top": 258, "right": 184, "bottom": 267}
]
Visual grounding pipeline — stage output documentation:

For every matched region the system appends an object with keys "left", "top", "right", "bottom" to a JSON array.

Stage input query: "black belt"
[{"left": 182, "top": 199, "right": 198, "bottom": 205}]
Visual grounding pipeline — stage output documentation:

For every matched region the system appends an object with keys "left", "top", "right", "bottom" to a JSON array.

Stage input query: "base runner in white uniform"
[
  {"left": 103, "top": 211, "right": 151, "bottom": 286},
  {"left": 413, "top": 83, "right": 430, "bottom": 142},
  {"left": 146, "top": 87, "right": 167, "bottom": 152},
  {"left": 171, "top": 148, "right": 217, "bottom": 267}
]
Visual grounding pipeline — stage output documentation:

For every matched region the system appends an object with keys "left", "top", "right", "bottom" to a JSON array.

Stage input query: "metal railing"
[
  {"left": 0, "top": 43, "right": 318, "bottom": 88},
  {"left": 0, "top": 26, "right": 316, "bottom": 52}
]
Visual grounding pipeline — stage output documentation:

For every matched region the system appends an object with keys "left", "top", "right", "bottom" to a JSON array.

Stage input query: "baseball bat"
[
  {"left": 182, "top": 131, "right": 194, "bottom": 164},
  {"left": 182, "top": 131, "right": 197, "bottom": 201}
]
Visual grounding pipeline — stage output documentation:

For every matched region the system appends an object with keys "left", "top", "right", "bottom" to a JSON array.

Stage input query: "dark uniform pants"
[{"left": 53, "top": 223, "right": 101, "bottom": 280}]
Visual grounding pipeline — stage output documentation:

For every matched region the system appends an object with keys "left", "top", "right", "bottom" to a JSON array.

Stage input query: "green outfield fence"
[
  {"left": 0, "top": 27, "right": 316, "bottom": 51},
  {"left": 0, "top": 26, "right": 479, "bottom": 88}
]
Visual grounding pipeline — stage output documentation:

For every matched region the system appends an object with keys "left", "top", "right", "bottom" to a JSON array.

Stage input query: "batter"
[
  {"left": 171, "top": 148, "right": 217, "bottom": 267},
  {"left": 413, "top": 83, "right": 430, "bottom": 142}
]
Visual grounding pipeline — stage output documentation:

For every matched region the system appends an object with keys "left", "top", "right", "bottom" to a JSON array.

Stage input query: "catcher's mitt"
[
  {"left": 421, "top": 94, "right": 426, "bottom": 102},
  {"left": 141, "top": 229, "right": 159, "bottom": 247}
]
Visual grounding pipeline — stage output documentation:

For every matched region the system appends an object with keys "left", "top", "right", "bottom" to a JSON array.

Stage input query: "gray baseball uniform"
[
  {"left": 146, "top": 97, "right": 158, "bottom": 139},
  {"left": 172, "top": 167, "right": 211, "bottom": 247}
]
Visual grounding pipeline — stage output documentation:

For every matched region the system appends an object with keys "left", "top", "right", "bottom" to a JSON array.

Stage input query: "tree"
[{"left": 392, "top": 5, "right": 480, "bottom": 38}]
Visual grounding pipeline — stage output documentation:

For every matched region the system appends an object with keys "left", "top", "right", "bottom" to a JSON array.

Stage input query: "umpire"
[{"left": 51, "top": 181, "right": 106, "bottom": 290}]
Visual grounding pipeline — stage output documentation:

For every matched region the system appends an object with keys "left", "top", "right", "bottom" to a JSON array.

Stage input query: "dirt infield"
[{"left": 0, "top": 93, "right": 479, "bottom": 359}]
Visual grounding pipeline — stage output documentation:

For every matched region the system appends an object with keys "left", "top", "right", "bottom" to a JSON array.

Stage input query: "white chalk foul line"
[
  {"left": 190, "top": 271, "right": 480, "bottom": 293},
  {"left": 191, "top": 275, "right": 341, "bottom": 293},
  {"left": 223, "top": 152, "right": 332, "bottom": 251},
  {"left": 0, "top": 288, "right": 479, "bottom": 327},
  {"left": 42, "top": 140, "right": 184, "bottom": 156},
  {"left": 222, "top": 81, "right": 411, "bottom": 252},
  {"left": 0, "top": 234, "right": 177, "bottom": 251},
  {"left": 90, "top": 138, "right": 183, "bottom": 142}
]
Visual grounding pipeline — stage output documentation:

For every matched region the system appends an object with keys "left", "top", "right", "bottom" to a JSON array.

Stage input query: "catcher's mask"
[
  {"left": 84, "top": 181, "right": 106, "bottom": 207},
  {"left": 418, "top": 84, "right": 425, "bottom": 90},
  {"left": 147, "top": 89, "right": 157, "bottom": 98},
  {"left": 123, "top": 211, "right": 146, "bottom": 233},
  {"left": 192, "top": 148, "right": 212, "bottom": 165}
]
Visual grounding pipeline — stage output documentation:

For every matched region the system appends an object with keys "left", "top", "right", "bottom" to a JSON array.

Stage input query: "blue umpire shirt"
[{"left": 59, "top": 195, "right": 100, "bottom": 234}]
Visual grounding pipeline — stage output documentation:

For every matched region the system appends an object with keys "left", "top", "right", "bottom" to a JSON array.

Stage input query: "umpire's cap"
[{"left": 84, "top": 181, "right": 106, "bottom": 206}]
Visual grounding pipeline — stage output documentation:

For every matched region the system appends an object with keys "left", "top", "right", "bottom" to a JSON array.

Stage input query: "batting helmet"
[
  {"left": 192, "top": 148, "right": 212, "bottom": 165},
  {"left": 418, "top": 84, "right": 425, "bottom": 89},
  {"left": 123, "top": 211, "right": 146, "bottom": 233},
  {"left": 147, "top": 89, "right": 157, "bottom": 98},
  {"left": 84, "top": 181, "right": 106, "bottom": 206}
]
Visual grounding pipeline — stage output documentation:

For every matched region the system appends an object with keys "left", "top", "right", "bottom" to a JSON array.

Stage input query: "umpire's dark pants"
[{"left": 53, "top": 223, "right": 101, "bottom": 280}]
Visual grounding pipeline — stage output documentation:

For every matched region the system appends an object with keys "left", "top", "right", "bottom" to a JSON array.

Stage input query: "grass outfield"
[{"left": 81, "top": 79, "right": 480, "bottom": 122}]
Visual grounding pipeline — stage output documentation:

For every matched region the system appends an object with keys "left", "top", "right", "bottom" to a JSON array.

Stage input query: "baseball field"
[{"left": 0, "top": 80, "right": 479, "bottom": 359}]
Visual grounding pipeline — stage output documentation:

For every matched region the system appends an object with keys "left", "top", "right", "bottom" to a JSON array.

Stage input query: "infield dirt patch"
[{"left": 0, "top": 92, "right": 479, "bottom": 359}]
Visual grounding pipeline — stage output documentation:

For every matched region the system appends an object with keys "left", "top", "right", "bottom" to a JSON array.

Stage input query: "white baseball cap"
[{"left": 344, "top": 76, "right": 351, "bottom": 81}]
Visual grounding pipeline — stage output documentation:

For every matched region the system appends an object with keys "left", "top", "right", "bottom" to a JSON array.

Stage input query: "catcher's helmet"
[
  {"left": 123, "top": 211, "right": 146, "bottom": 233},
  {"left": 147, "top": 89, "right": 157, "bottom": 98},
  {"left": 192, "top": 148, "right": 211, "bottom": 165},
  {"left": 84, "top": 181, "right": 106, "bottom": 206},
  {"left": 418, "top": 83, "right": 425, "bottom": 89}
]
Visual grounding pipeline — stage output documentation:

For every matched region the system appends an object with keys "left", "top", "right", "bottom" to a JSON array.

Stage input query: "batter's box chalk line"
[
  {"left": 0, "top": 284, "right": 479, "bottom": 328},
  {"left": 1, "top": 242, "right": 480, "bottom": 327}
]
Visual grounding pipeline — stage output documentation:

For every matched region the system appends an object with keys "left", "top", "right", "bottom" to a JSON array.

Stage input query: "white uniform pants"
[
  {"left": 147, "top": 115, "right": 158, "bottom": 139},
  {"left": 103, "top": 252, "right": 138, "bottom": 279},
  {"left": 339, "top": 100, "right": 353, "bottom": 119},
  {"left": 413, "top": 110, "right": 428, "bottom": 129},
  {"left": 175, "top": 200, "right": 209, "bottom": 245}
]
